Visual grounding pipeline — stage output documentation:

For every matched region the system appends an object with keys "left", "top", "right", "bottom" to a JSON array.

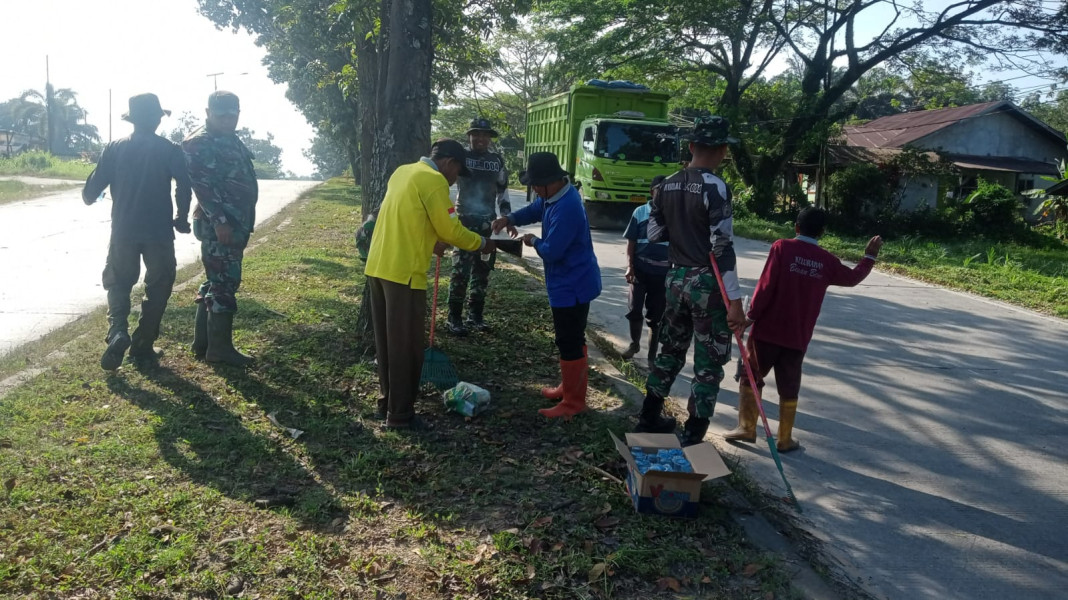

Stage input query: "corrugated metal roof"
[
  {"left": 947, "top": 154, "right": 1060, "bottom": 175},
  {"left": 844, "top": 102, "right": 1003, "bottom": 148}
]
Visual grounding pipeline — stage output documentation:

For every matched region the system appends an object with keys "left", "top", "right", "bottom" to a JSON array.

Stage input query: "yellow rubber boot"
[
  {"left": 724, "top": 384, "right": 758, "bottom": 443},
  {"left": 776, "top": 398, "right": 801, "bottom": 453}
]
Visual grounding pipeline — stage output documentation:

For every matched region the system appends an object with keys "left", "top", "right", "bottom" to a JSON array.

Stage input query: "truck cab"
[{"left": 575, "top": 114, "right": 679, "bottom": 205}]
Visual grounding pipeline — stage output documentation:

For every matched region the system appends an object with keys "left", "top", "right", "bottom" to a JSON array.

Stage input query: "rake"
[
  {"left": 710, "top": 253, "right": 802, "bottom": 511},
  {"left": 420, "top": 254, "right": 459, "bottom": 390}
]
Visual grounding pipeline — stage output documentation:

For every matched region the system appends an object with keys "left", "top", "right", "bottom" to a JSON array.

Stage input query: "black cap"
[
  {"left": 208, "top": 90, "right": 241, "bottom": 116},
  {"left": 683, "top": 115, "right": 738, "bottom": 147},
  {"left": 122, "top": 93, "right": 170, "bottom": 123},
  {"left": 430, "top": 138, "right": 472, "bottom": 177},
  {"left": 519, "top": 152, "right": 568, "bottom": 186},
  {"left": 466, "top": 117, "right": 499, "bottom": 138}
]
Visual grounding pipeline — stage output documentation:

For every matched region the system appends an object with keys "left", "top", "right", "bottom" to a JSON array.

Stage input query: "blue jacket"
[{"left": 510, "top": 184, "right": 602, "bottom": 307}]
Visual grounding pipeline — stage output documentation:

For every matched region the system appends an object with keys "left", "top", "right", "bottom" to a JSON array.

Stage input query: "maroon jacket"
[{"left": 748, "top": 237, "right": 875, "bottom": 352}]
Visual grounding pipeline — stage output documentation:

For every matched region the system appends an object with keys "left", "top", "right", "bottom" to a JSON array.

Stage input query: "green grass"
[
  {"left": 0, "top": 179, "right": 80, "bottom": 205},
  {"left": 0, "top": 151, "right": 95, "bottom": 180},
  {"left": 736, "top": 216, "right": 1068, "bottom": 318},
  {"left": 0, "top": 178, "right": 802, "bottom": 598}
]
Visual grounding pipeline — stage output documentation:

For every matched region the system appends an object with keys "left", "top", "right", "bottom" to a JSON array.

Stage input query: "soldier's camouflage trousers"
[
  {"left": 448, "top": 215, "right": 496, "bottom": 306},
  {"left": 646, "top": 266, "right": 733, "bottom": 419},
  {"left": 193, "top": 218, "right": 248, "bottom": 314}
]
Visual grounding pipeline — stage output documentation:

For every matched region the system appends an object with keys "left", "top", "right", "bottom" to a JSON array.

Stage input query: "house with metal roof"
[{"left": 836, "top": 101, "right": 1067, "bottom": 218}]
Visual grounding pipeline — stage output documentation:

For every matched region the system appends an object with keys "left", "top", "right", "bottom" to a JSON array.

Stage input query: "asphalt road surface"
[
  {"left": 506, "top": 189, "right": 1068, "bottom": 600},
  {"left": 0, "top": 178, "right": 318, "bottom": 356}
]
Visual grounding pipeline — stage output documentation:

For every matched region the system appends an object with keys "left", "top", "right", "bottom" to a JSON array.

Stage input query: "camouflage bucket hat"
[
  {"left": 466, "top": 117, "right": 499, "bottom": 138},
  {"left": 683, "top": 115, "right": 739, "bottom": 147}
]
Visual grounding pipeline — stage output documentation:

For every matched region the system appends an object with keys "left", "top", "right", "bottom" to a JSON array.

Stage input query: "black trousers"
[{"left": 551, "top": 302, "right": 590, "bottom": 361}]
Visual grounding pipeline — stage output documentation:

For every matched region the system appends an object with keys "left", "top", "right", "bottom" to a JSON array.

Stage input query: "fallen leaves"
[
  {"left": 593, "top": 516, "right": 620, "bottom": 530},
  {"left": 742, "top": 563, "right": 765, "bottom": 577},
  {"left": 588, "top": 562, "right": 607, "bottom": 583},
  {"left": 657, "top": 576, "right": 681, "bottom": 592}
]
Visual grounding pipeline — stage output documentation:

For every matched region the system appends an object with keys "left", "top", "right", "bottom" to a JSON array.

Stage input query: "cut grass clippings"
[
  {"left": 736, "top": 216, "right": 1068, "bottom": 318},
  {"left": 0, "top": 179, "right": 81, "bottom": 206},
  {"left": 0, "top": 178, "right": 801, "bottom": 599}
]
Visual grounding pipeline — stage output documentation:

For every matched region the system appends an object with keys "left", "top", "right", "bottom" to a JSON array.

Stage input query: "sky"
[{"left": 0, "top": 0, "right": 317, "bottom": 176}]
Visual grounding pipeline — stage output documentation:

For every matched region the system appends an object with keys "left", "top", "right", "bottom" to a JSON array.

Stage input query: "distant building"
[{"left": 803, "top": 102, "right": 1067, "bottom": 221}]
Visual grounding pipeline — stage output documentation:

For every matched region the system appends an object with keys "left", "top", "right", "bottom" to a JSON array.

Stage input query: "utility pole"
[
  {"left": 46, "top": 55, "right": 55, "bottom": 155},
  {"left": 108, "top": 88, "right": 112, "bottom": 143},
  {"left": 206, "top": 72, "right": 224, "bottom": 91}
]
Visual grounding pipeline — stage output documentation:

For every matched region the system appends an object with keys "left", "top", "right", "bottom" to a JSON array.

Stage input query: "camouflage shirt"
[
  {"left": 456, "top": 150, "right": 510, "bottom": 218},
  {"left": 182, "top": 126, "right": 258, "bottom": 233}
]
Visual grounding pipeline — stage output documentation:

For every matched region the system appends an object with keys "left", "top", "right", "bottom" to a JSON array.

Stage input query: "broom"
[
  {"left": 420, "top": 254, "right": 459, "bottom": 390},
  {"left": 710, "top": 253, "right": 802, "bottom": 511}
]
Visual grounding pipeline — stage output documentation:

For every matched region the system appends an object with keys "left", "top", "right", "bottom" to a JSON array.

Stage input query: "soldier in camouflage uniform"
[
  {"left": 446, "top": 118, "right": 511, "bottom": 335},
  {"left": 182, "top": 91, "right": 258, "bottom": 366},
  {"left": 636, "top": 116, "right": 748, "bottom": 446}
]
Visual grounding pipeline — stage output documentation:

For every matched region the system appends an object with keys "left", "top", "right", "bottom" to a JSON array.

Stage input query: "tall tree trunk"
[{"left": 354, "top": 0, "right": 435, "bottom": 351}]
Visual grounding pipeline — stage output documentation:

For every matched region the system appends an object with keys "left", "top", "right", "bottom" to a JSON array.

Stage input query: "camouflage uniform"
[
  {"left": 635, "top": 116, "right": 742, "bottom": 443},
  {"left": 182, "top": 125, "right": 258, "bottom": 314},
  {"left": 448, "top": 145, "right": 510, "bottom": 330},
  {"left": 646, "top": 266, "right": 733, "bottom": 418}
]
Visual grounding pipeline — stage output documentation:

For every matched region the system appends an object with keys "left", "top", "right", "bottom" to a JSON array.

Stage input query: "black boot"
[
  {"left": 621, "top": 319, "right": 642, "bottom": 359},
  {"left": 466, "top": 300, "right": 490, "bottom": 333},
  {"left": 646, "top": 323, "right": 660, "bottom": 367},
  {"left": 681, "top": 416, "right": 710, "bottom": 446},
  {"left": 446, "top": 302, "right": 467, "bottom": 336},
  {"left": 129, "top": 298, "right": 167, "bottom": 364},
  {"left": 100, "top": 327, "right": 131, "bottom": 371},
  {"left": 635, "top": 392, "right": 678, "bottom": 433},
  {"left": 205, "top": 311, "right": 253, "bottom": 367},
  {"left": 191, "top": 301, "right": 208, "bottom": 359}
]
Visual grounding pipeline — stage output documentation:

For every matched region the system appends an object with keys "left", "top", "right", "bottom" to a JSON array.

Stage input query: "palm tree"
[{"left": 13, "top": 85, "right": 100, "bottom": 154}]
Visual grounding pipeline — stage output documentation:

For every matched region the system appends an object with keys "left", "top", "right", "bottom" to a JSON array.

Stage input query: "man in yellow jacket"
[{"left": 365, "top": 139, "right": 496, "bottom": 429}]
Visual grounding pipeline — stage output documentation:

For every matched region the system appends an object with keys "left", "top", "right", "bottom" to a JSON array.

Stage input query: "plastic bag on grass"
[{"left": 443, "top": 382, "right": 491, "bottom": 417}]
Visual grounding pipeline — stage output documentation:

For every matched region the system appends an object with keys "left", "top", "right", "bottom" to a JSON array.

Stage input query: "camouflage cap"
[
  {"left": 683, "top": 115, "right": 739, "bottom": 147},
  {"left": 208, "top": 90, "right": 241, "bottom": 116}
]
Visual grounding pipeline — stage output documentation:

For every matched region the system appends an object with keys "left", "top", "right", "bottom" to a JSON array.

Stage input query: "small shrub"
[
  {"left": 826, "top": 163, "right": 896, "bottom": 232},
  {"left": 960, "top": 179, "right": 1023, "bottom": 237}
]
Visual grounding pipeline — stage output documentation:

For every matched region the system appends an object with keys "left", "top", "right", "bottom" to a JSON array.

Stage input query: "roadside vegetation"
[
  {"left": 0, "top": 179, "right": 801, "bottom": 599},
  {"left": 0, "top": 151, "right": 95, "bottom": 180},
  {"left": 0, "top": 178, "right": 80, "bottom": 205},
  {"left": 733, "top": 181, "right": 1068, "bottom": 318}
]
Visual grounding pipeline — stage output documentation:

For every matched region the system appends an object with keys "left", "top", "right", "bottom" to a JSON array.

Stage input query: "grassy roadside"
[
  {"left": 736, "top": 217, "right": 1068, "bottom": 318},
  {"left": 0, "top": 179, "right": 81, "bottom": 206},
  {"left": 0, "top": 151, "right": 95, "bottom": 180},
  {"left": 0, "top": 178, "right": 801, "bottom": 599}
]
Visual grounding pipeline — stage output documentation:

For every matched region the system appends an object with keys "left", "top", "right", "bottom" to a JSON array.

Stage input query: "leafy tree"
[
  {"left": 304, "top": 130, "right": 350, "bottom": 179},
  {"left": 542, "top": 0, "right": 1068, "bottom": 215},
  {"left": 238, "top": 128, "right": 285, "bottom": 178},
  {"left": 0, "top": 86, "right": 99, "bottom": 155}
]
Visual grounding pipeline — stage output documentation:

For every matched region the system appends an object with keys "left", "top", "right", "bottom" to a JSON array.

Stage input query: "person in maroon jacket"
[{"left": 724, "top": 207, "right": 883, "bottom": 452}]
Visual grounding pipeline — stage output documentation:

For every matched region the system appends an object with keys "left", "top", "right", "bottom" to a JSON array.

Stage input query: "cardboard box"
[{"left": 611, "top": 432, "right": 731, "bottom": 518}]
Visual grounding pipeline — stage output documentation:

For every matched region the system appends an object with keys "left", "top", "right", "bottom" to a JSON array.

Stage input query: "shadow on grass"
[{"left": 105, "top": 364, "right": 347, "bottom": 532}]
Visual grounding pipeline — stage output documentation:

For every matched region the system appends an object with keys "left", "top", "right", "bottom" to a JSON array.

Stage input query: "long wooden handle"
[{"left": 429, "top": 254, "right": 441, "bottom": 348}]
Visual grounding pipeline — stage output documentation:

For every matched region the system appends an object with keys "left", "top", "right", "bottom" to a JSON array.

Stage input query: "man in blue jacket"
[{"left": 492, "top": 153, "right": 601, "bottom": 419}]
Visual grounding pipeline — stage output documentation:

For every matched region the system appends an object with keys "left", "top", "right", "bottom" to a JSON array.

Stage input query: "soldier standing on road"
[
  {"left": 446, "top": 118, "right": 511, "bottom": 335},
  {"left": 182, "top": 91, "right": 258, "bottom": 367},
  {"left": 82, "top": 93, "right": 192, "bottom": 370},
  {"left": 635, "top": 116, "right": 747, "bottom": 446}
]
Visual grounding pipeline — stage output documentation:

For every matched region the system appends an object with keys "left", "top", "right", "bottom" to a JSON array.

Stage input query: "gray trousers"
[
  {"left": 102, "top": 239, "right": 177, "bottom": 345},
  {"left": 368, "top": 276, "right": 427, "bottom": 424}
]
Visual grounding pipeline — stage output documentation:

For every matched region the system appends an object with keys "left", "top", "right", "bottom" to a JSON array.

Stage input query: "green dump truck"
[{"left": 525, "top": 81, "right": 680, "bottom": 227}]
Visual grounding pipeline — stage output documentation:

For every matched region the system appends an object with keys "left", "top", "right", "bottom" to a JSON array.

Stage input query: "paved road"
[
  {"left": 0, "top": 179, "right": 318, "bottom": 356},
  {"left": 506, "top": 190, "right": 1068, "bottom": 599}
]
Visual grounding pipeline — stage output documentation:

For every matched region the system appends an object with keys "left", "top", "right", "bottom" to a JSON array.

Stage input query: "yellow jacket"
[{"left": 365, "top": 159, "right": 484, "bottom": 289}]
